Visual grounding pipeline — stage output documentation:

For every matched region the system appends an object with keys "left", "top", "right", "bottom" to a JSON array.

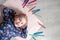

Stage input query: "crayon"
[
  {"left": 27, "top": 3, "right": 36, "bottom": 6},
  {"left": 34, "top": 32, "right": 43, "bottom": 35},
  {"left": 22, "top": 0, "right": 29, "bottom": 8},
  {"left": 37, "top": 21, "right": 46, "bottom": 28},
  {"left": 28, "top": 6, "right": 36, "bottom": 12},
  {"left": 28, "top": 0, "right": 37, "bottom": 4},
  {"left": 32, "top": 37, "right": 36, "bottom": 40},
  {"left": 32, "top": 9, "right": 40, "bottom": 14}
]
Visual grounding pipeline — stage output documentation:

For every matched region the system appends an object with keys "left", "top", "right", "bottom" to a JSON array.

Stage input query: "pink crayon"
[
  {"left": 27, "top": 3, "right": 36, "bottom": 6},
  {"left": 37, "top": 21, "right": 46, "bottom": 28}
]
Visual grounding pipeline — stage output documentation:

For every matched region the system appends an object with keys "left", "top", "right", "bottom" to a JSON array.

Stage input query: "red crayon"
[{"left": 28, "top": 0, "right": 37, "bottom": 4}]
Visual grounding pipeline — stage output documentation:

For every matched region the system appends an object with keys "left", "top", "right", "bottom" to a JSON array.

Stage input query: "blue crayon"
[
  {"left": 32, "top": 9, "right": 40, "bottom": 14},
  {"left": 34, "top": 32, "right": 43, "bottom": 35}
]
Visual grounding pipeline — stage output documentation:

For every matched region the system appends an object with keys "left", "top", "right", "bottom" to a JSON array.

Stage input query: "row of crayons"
[
  {"left": 22, "top": 0, "right": 46, "bottom": 29},
  {"left": 22, "top": 0, "right": 37, "bottom": 8},
  {"left": 22, "top": 0, "right": 40, "bottom": 14}
]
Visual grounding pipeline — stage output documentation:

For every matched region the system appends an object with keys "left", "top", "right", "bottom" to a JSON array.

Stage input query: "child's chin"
[
  {"left": 15, "top": 25, "right": 21, "bottom": 28},
  {"left": 15, "top": 25, "right": 26, "bottom": 29}
]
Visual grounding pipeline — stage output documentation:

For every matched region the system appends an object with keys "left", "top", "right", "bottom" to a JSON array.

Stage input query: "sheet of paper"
[{"left": 3, "top": 0, "right": 43, "bottom": 40}]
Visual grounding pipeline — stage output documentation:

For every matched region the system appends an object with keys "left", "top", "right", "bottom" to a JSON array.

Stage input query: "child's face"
[{"left": 14, "top": 17, "right": 27, "bottom": 28}]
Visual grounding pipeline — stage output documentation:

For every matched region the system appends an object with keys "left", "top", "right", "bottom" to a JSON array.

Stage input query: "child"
[{"left": 0, "top": 7, "right": 28, "bottom": 40}]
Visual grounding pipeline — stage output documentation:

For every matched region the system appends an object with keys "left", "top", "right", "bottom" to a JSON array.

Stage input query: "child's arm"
[{"left": 3, "top": 7, "right": 16, "bottom": 21}]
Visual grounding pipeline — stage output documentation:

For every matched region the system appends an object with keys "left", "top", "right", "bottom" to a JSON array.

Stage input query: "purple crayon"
[{"left": 22, "top": 0, "right": 29, "bottom": 8}]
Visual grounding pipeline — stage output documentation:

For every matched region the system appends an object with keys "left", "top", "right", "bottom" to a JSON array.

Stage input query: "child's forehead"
[
  {"left": 15, "top": 17, "right": 26, "bottom": 21},
  {"left": 14, "top": 14, "right": 27, "bottom": 21},
  {"left": 15, "top": 13, "right": 27, "bottom": 17},
  {"left": 15, "top": 16, "right": 26, "bottom": 19}
]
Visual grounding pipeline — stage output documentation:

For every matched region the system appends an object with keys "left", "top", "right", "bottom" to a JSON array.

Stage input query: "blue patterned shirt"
[{"left": 0, "top": 7, "right": 27, "bottom": 40}]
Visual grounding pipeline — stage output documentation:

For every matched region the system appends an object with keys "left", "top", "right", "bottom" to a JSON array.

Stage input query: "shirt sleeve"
[
  {"left": 0, "top": 30, "right": 3, "bottom": 40},
  {"left": 3, "top": 7, "right": 16, "bottom": 21},
  {"left": 0, "top": 32, "right": 10, "bottom": 40},
  {"left": 0, "top": 25, "right": 12, "bottom": 40}
]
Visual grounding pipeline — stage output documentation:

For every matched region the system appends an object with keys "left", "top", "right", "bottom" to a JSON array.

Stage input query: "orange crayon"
[{"left": 28, "top": 6, "right": 36, "bottom": 12}]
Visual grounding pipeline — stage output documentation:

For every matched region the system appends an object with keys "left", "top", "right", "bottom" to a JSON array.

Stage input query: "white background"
[{"left": 0, "top": 0, "right": 60, "bottom": 40}]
